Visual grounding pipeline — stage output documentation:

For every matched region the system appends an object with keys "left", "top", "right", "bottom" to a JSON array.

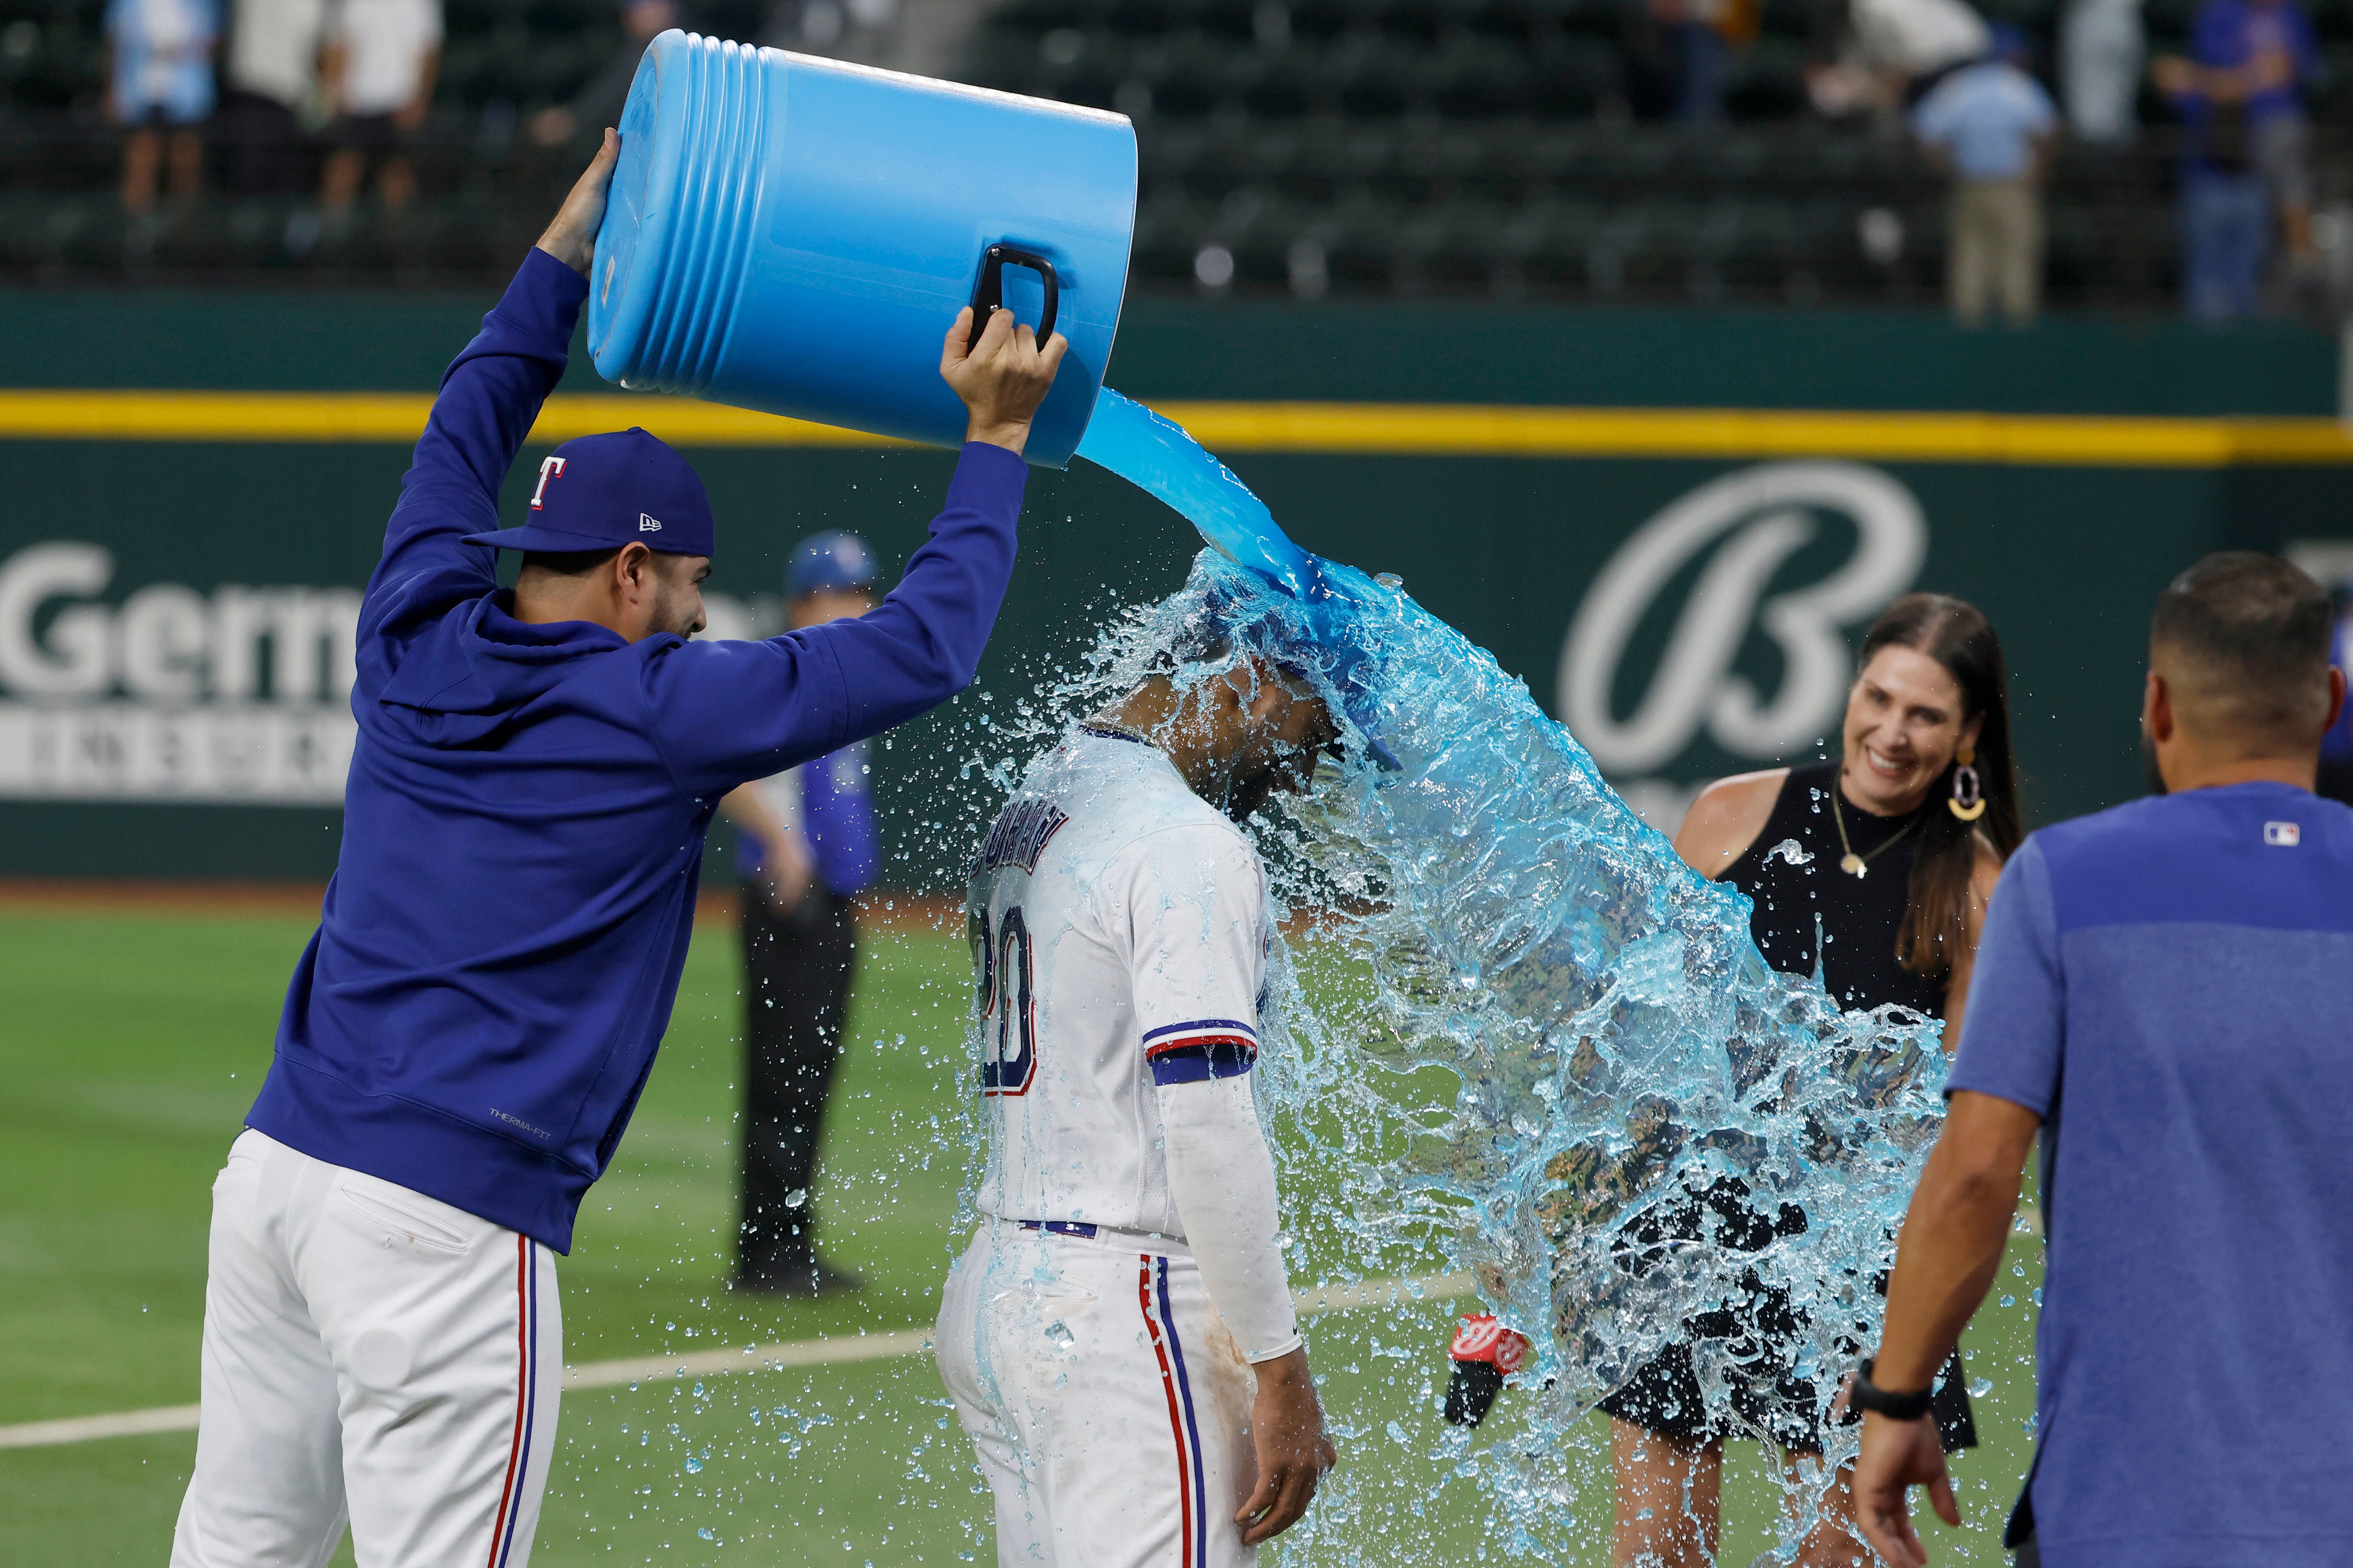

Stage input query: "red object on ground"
[{"left": 1449, "top": 1313, "right": 1531, "bottom": 1375}]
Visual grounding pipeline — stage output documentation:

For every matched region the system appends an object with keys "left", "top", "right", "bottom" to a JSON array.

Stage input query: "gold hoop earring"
[{"left": 1949, "top": 742, "right": 1987, "bottom": 822}]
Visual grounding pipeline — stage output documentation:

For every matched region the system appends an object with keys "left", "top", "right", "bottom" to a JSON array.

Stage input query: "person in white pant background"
[
  {"left": 939, "top": 610, "right": 1345, "bottom": 1568},
  {"left": 169, "top": 129, "right": 1069, "bottom": 1566}
]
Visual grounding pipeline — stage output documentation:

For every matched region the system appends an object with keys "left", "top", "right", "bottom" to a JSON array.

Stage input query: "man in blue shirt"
[
  {"left": 1850, "top": 551, "right": 2353, "bottom": 1568},
  {"left": 722, "top": 530, "right": 884, "bottom": 1297},
  {"left": 173, "top": 133, "right": 1067, "bottom": 1568},
  {"left": 1913, "top": 28, "right": 2062, "bottom": 327}
]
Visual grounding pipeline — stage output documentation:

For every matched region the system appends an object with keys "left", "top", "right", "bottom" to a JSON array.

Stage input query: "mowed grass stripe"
[{"left": 0, "top": 1272, "right": 1479, "bottom": 1450}]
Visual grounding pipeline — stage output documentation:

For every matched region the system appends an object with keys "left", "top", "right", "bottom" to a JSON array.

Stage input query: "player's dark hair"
[
  {"left": 519, "top": 547, "right": 623, "bottom": 577},
  {"left": 2150, "top": 551, "right": 2334, "bottom": 745},
  {"left": 1858, "top": 593, "right": 2023, "bottom": 982}
]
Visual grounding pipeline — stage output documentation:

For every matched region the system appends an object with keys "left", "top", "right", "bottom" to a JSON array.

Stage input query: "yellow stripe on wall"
[{"left": 0, "top": 389, "right": 2348, "bottom": 465}]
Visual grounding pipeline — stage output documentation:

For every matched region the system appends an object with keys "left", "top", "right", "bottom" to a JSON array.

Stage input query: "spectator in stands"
[
  {"left": 105, "top": 0, "right": 219, "bottom": 214},
  {"left": 721, "top": 531, "right": 884, "bottom": 1298},
  {"left": 1852, "top": 551, "right": 2353, "bottom": 1568},
  {"left": 319, "top": 0, "right": 441, "bottom": 218},
  {"left": 218, "top": 0, "right": 326, "bottom": 194},
  {"left": 2060, "top": 0, "right": 2143, "bottom": 146},
  {"left": 1913, "top": 27, "right": 2060, "bottom": 327},
  {"left": 2197, "top": 0, "right": 2321, "bottom": 289},
  {"left": 765, "top": 0, "right": 901, "bottom": 61},
  {"left": 1645, "top": 0, "right": 1760, "bottom": 122},
  {"left": 2154, "top": 33, "right": 2292, "bottom": 318},
  {"left": 529, "top": 0, "right": 673, "bottom": 150},
  {"left": 1810, "top": 0, "right": 1987, "bottom": 120}
]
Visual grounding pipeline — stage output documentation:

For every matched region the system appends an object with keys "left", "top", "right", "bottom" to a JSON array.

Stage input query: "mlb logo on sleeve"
[{"left": 2264, "top": 821, "right": 2301, "bottom": 847}]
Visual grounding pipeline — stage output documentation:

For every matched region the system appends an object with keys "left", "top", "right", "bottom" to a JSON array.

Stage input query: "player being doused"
[{"left": 937, "top": 606, "right": 1345, "bottom": 1568}]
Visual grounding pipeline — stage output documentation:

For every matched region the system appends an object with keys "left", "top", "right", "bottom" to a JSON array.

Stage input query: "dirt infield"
[{"left": 0, "top": 878, "right": 961, "bottom": 933}]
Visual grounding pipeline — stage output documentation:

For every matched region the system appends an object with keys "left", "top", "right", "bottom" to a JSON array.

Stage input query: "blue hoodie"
[{"left": 246, "top": 249, "right": 1027, "bottom": 1252}]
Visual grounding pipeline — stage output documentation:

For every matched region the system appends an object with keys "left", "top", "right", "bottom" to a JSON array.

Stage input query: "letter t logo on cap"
[{"left": 530, "top": 455, "right": 568, "bottom": 511}]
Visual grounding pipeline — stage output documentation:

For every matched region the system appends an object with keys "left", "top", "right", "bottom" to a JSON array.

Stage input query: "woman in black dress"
[{"left": 1606, "top": 593, "right": 2022, "bottom": 1568}]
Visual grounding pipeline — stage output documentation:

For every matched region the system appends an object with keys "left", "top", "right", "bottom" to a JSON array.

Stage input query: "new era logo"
[
  {"left": 639, "top": 514, "right": 662, "bottom": 532},
  {"left": 2264, "top": 821, "right": 2301, "bottom": 847}
]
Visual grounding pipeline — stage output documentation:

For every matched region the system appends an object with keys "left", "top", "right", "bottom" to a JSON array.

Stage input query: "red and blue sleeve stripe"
[{"left": 1142, "top": 1019, "right": 1258, "bottom": 1085}]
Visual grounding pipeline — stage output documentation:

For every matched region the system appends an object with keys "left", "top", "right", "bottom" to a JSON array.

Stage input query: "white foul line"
[{"left": 0, "top": 1272, "right": 1477, "bottom": 1451}]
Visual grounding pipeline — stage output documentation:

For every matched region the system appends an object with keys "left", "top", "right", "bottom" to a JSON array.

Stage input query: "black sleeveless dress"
[{"left": 1596, "top": 761, "right": 1977, "bottom": 1452}]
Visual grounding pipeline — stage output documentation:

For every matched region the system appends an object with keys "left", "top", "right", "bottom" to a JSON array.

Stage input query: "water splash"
[{"left": 1069, "top": 387, "right": 1951, "bottom": 1558}]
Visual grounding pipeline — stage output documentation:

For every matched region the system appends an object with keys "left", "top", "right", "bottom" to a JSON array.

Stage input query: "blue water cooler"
[{"left": 587, "top": 32, "right": 1137, "bottom": 469}]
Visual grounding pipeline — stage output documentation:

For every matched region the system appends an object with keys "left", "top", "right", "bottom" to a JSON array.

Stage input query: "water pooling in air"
[{"left": 1062, "top": 387, "right": 1952, "bottom": 1560}]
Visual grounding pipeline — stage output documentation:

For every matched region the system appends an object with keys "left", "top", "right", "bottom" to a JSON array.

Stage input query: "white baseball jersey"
[{"left": 967, "top": 727, "right": 1271, "bottom": 1237}]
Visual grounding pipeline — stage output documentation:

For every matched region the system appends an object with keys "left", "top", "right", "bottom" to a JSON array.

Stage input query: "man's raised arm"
[
  {"left": 364, "top": 134, "right": 619, "bottom": 626},
  {"left": 650, "top": 300, "right": 1068, "bottom": 795}
]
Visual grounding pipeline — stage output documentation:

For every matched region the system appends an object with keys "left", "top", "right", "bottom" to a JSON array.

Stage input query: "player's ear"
[{"left": 614, "top": 541, "right": 654, "bottom": 596}]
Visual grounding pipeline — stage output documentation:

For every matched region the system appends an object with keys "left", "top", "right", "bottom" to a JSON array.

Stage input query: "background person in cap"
[
  {"left": 1851, "top": 552, "right": 2353, "bottom": 1568},
  {"left": 170, "top": 130, "right": 1067, "bottom": 1568},
  {"left": 720, "top": 530, "right": 884, "bottom": 1297}
]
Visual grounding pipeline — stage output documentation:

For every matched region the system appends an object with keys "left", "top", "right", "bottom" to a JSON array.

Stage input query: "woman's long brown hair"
[{"left": 1858, "top": 594, "right": 2024, "bottom": 978}]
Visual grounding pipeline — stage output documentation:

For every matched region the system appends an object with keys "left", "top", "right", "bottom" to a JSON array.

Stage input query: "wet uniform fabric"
[{"left": 1598, "top": 761, "right": 1977, "bottom": 1452}]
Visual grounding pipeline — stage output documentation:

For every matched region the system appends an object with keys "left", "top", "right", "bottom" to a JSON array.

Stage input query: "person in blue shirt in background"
[
  {"left": 105, "top": 0, "right": 218, "bottom": 214},
  {"left": 1913, "top": 26, "right": 2062, "bottom": 328},
  {"left": 1849, "top": 551, "right": 2353, "bottom": 1568},
  {"left": 174, "top": 132, "right": 1068, "bottom": 1568},
  {"left": 722, "top": 531, "right": 885, "bottom": 1297},
  {"left": 2154, "top": 0, "right": 2319, "bottom": 317}
]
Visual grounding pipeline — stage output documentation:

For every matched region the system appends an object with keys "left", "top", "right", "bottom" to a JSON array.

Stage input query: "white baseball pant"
[
  {"left": 171, "top": 1129, "right": 562, "bottom": 1568},
  {"left": 936, "top": 1221, "right": 1260, "bottom": 1568}
]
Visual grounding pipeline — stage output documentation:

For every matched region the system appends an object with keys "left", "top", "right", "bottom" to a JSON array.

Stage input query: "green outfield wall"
[{"left": 2, "top": 286, "right": 2348, "bottom": 888}]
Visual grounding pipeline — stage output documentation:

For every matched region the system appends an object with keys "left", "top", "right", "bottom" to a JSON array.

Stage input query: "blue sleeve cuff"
[
  {"left": 948, "top": 440, "right": 1032, "bottom": 502},
  {"left": 1149, "top": 1042, "right": 1258, "bottom": 1086}
]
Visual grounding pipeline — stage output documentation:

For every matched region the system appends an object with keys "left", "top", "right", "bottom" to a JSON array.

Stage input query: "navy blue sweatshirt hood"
[
  {"left": 380, "top": 593, "right": 629, "bottom": 730},
  {"left": 246, "top": 250, "right": 1027, "bottom": 1251}
]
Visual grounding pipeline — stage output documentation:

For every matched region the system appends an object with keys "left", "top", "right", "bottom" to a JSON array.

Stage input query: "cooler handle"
[{"left": 967, "top": 245, "right": 1060, "bottom": 354}]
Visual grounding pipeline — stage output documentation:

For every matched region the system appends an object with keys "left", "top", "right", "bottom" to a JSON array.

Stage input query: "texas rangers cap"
[
  {"left": 785, "top": 531, "right": 879, "bottom": 599},
  {"left": 462, "top": 428, "right": 715, "bottom": 557}
]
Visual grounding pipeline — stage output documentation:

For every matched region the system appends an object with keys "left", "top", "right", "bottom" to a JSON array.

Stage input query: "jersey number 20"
[{"left": 976, "top": 906, "right": 1036, "bottom": 1096}]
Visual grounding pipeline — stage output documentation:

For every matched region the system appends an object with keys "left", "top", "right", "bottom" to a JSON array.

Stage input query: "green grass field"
[{"left": 0, "top": 904, "right": 2044, "bottom": 1566}]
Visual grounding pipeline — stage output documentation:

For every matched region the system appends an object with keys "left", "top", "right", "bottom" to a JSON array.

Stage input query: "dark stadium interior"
[{"left": 0, "top": 0, "right": 2346, "bottom": 303}]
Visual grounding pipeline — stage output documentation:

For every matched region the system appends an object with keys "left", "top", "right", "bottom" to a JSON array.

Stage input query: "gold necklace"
[{"left": 1830, "top": 781, "right": 1919, "bottom": 879}]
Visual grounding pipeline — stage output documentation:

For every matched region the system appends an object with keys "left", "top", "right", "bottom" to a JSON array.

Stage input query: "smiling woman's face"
[{"left": 1840, "top": 642, "right": 1982, "bottom": 817}]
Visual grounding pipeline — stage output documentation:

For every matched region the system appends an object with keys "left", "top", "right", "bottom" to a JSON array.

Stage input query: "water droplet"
[
  {"left": 1044, "top": 1320, "right": 1074, "bottom": 1351},
  {"left": 683, "top": 1456, "right": 702, "bottom": 1474},
  {"left": 2000, "top": 1295, "right": 2017, "bottom": 1308},
  {"left": 698, "top": 1528, "right": 714, "bottom": 1540},
  {"left": 786, "top": 1187, "right": 809, "bottom": 1209},
  {"left": 1969, "top": 1378, "right": 1993, "bottom": 1398}
]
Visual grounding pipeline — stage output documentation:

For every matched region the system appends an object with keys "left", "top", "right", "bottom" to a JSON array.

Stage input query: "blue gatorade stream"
[
  {"left": 1069, "top": 384, "right": 1951, "bottom": 1558},
  {"left": 1075, "top": 389, "right": 1316, "bottom": 596}
]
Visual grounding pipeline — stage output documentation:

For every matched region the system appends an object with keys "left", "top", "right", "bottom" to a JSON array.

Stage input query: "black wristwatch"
[{"left": 1849, "top": 1358, "right": 1936, "bottom": 1421}]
